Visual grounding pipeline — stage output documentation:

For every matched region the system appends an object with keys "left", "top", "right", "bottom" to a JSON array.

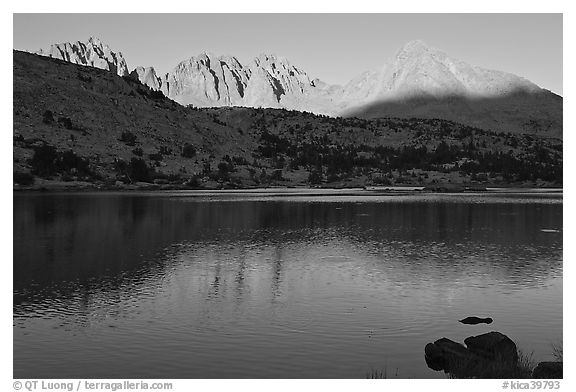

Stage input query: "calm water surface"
[{"left": 13, "top": 190, "right": 563, "bottom": 378}]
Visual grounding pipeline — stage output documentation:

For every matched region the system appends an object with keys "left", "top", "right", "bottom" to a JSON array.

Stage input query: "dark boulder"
[
  {"left": 424, "top": 342, "right": 445, "bottom": 371},
  {"left": 532, "top": 362, "right": 563, "bottom": 379},
  {"left": 464, "top": 332, "right": 518, "bottom": 363},
  {"left": 425, "top": 337, "right": 482, "bottom": 373}
]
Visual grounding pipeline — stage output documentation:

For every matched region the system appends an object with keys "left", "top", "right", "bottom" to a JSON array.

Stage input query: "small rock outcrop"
[{"left": 532, "top": 362, "right": 563, "bottom": 379}]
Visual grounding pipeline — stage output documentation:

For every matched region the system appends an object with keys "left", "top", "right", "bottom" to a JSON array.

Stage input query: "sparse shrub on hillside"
[
  {"left": 203, "top": 160, "right": 235, "bottom": 182},
  {"left": 30, "top": 144, "right": 92, "bottom": 178},
  {"left": 308, "top": 169, "right": 323, "bottom": 185},
  {"left": 273, "top": 156, "right": 286, "bottom": 169},
  {"left": 211, "top": 115, "right": 227, "bottom": 126},
  {"left": 77, "top": 73, "right": 92, "bottom": 83},
  {"left": 121, "top": 75, "right": 135, "bottom": 84},
  {"left": 202, "top": 161, "right": 211, "bottom": 175},
  {"left": 13, "top": 172, "right": 35, "bottom": 186},
  {"left": 181, "top": 143, "right": 196, "bottom": 158},
  {"left": 113, "top": 159, "right": 128, "bottom": 181},
  {"left": 288, "top": 159, "right": 299, "bottom": 171},
  {"left": 42, "top": 110, "right": 55, "bottom": 124},
  {"left": 218, "top": 161, "right": 234, "bottom": 176},
  {"left": 115, "top": 158, "right": 153, "bottom": 183},
  {"left": 57, "top": 116, "right": 74, "bottom": 130},
  {"left": 259, "top": 169, "right": 268, "bottom": 183},
  {"left": 135, "top": 86, "right": 148, "bottom": 97},
  {"left": 148, "top": 90, "right": 165, "bottom": 100},
  {"left": 129, "top": 158, "right": 152, "bottom": 182},
  {"left": 185, "top": 175, "right": 202, "bottom": 189},
  {"left": 232, "top": 156, "right": 248, "bottom": 165},
  {"left": 247, "top": 167, "right": 256, "bottom": 181},
  {"left": 58, "top": 150, "right": 90, "bottom": 175},
  {"left": 149, "top": 152, "right": 163, "bottom": 162},
  {"left": 271, "top": 170, "right": 283, "bottom": 181},
  {"left": 326, "top": 170, "right": 340, "bottom": 183},
  {"left": 119, "top": 131, "right": 138, "bottom": 146},
  {"left": 131, "top": 84, "right": 165, "bottom": 100},
  {"left": 258, "top": 131, "right": 293, "bottom": 158},
  {"left": 166, "top": 173, "right": 183, "bottom": 183},
  {"left": 61, "top": 173, "right": 74, "bottom": 182},
  {"left": 372, "top": 175, "right": 392, "bottom": 186},
  {"left": 30, "top": 144, "right": 58, "bottom": 176},
  {"left": 159, "top": 146, "right": 172, "bottom": 155}
]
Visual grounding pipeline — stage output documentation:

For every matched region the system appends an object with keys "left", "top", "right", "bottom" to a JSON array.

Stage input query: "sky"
[{"left": 13, "top": 13, "right": 563, "bottom": 95}]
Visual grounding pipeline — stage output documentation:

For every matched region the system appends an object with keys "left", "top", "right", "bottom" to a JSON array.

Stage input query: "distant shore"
[{"left": 13, "top": 179, "right": 563, "bottom": 194}]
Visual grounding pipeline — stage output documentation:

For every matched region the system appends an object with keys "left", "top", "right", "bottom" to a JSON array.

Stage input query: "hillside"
[{"left": 13, "top": 50, "right": 562, "bottom": 190}]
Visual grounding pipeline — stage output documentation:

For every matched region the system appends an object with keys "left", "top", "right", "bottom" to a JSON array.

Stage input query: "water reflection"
[{"left": 13, "top": 192, "right": 562, "bottom": 378}]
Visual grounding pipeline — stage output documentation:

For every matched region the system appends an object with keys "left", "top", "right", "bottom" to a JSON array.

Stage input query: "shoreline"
[{"left": 13, "top": 182, "right": 563, "bottom": 195}]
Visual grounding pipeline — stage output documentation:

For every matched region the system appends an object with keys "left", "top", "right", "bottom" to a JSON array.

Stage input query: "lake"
[{"left": 13, "top": 189, "right": 563, "bottom": 378}]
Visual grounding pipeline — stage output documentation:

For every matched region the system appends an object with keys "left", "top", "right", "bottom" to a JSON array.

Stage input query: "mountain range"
[
  {"left": 34, "top": 37, "right": 562, "bottom": 137},
  {"left": 13, "top": 49, "right": 562, "bottom": 190}
]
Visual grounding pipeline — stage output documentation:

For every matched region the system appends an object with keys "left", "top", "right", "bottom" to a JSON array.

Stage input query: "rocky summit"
[
  {"left": 341, "top": 40, "right": 541, "bottom": 102},
  {"left": 340, "top": 41, "right": 562, "bottom": 138},
  {"left": 36, "top": 37, "right": 129, "bottom": 77}
]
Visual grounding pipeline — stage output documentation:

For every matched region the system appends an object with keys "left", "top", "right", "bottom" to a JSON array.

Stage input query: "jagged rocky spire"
[{"left": 36, "top": 37, "right": 129, "bottom": 76}]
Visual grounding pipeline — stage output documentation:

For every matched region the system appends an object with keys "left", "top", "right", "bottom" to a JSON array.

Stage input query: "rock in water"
[
  {"left": 464, "top": 331, "right": 518, "bottom": 363},
  {"left": 532, "top": 362, "right": 563, "bottom": 379},
  {"left": 459, "top": 316, "right": 493, "bottom": 325}
]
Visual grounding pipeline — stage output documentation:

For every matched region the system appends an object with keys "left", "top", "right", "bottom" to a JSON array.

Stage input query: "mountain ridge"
[{"left": 33, "top": 37, "right": 562, "bottom": 137}]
